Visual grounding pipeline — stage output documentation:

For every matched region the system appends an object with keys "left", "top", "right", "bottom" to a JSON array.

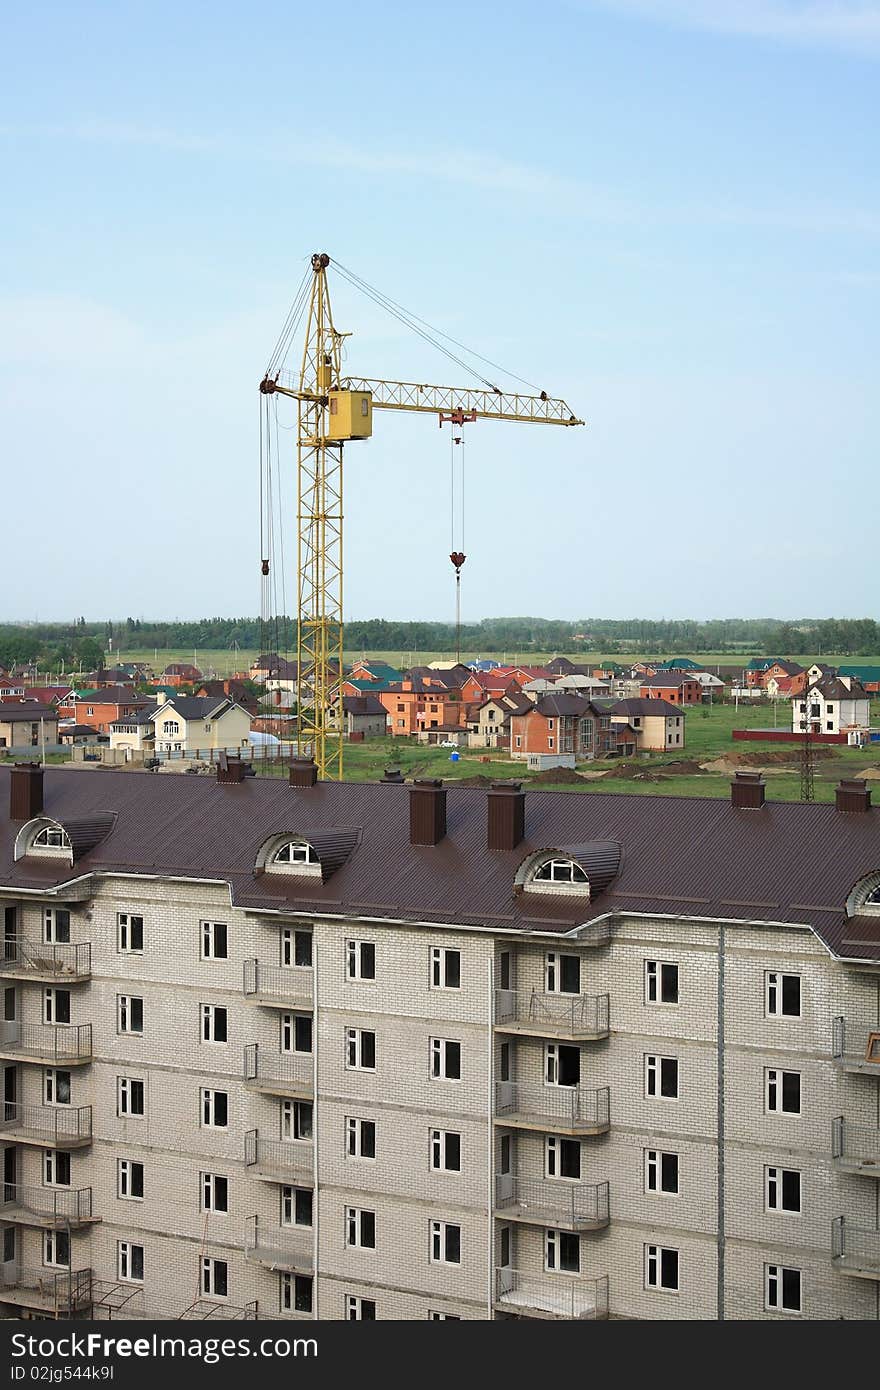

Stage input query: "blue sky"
[{"left": 1, "top": 1, "right": 877, "bottom": 623}]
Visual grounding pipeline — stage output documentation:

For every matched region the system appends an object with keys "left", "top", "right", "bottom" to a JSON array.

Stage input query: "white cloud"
[{"left": 587, "top": 1, "right": 880, "bottom": 51}]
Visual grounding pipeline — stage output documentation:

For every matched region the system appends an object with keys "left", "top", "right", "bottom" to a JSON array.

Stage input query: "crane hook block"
[
  {"left": 259, "top": 375, "right": 277, "bottom": 395},
  {"left": 261, "top": 559, "right": 270, "bottom": 576},
  {"left": 311, "top": 252, "right": 331, "bottom": 270},
  {"left": 449, "top": 551, "right": 466, "bottom": 574}
]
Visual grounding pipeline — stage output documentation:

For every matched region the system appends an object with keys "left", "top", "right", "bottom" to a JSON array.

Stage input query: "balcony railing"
[
  {"left": 495, "top": 1177, "right": 610, "bottom": 1229},
  {"left": 244, "top": 1216, "right": 313, "bottom": 1274},
  {"left": 0, "top": 1183, "right": 94, "bottom": 1225},
  {"left": 243, "top": 960, "right": 313, "bottom": 1008},
  {"left": 0, "top": 1266, "right": 92, "bottom": 1314},
  {"left": 832, "top": 1118, "right": 880, "bottom": 1176},
  {"left": 832, "top": 1018, "right": 880, "bottom": 1075},
  {"left": 0, "top": 940, "right": 91, "bottom": 980},
  {"left": 0, "top": 1022, "right": 92, "bottom": 1064},
  {"left": 243, "top": 1044, "right": 313, "bottom": 1097},
  {"left": 180, "top": 1299, "right": 258, "bottom": 1320},
  {"left": 494, "top": 1268, "right": 609, "bottom": 1320},
  {"left": 244, "top": 1130, "right": 314, "bottom": 1182},
  {"left": 495, "top": 990, "right": 610, "bottom": 1039},
  {"left": 495, "top": 1082, "right": 611, "bottom": 1134},
  {"left": 832, "top": 1217, "right": 880, "bottom": 1278},
  {"left": 0, "top": 1103, "right": 92, "bottom": 1146}
]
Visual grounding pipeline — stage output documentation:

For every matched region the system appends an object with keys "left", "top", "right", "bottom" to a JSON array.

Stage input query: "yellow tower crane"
[{"left": 259, "top": 251, "right": 584, "bottom": 780}]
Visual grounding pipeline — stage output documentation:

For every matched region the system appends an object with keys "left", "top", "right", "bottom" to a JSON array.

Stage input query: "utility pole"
[{"left": 799, "top": 684, "right": 815, "bottom": 803}]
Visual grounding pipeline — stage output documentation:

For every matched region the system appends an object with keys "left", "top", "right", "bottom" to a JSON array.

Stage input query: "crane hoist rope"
[{"left": 259, "top": 251, "right": 584, "bottom": 779}]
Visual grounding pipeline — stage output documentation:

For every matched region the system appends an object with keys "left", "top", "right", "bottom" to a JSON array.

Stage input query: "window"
[
  {"left": 346, "top": 1028, "right": 376, "bottom": 1071},
  {"left": 765, "top": 1264, "right": 801, "bottom": 1313},
  {"left": 546, "top": 1229, "right": 580, "bottom": 1273},
  {"left": 161, "top": 721, "right": 179, "bottom": 736},
  {"left": 118, "top": 1241, "right": 144, "bottom": 1283},
  {"left": 45, "top": 1151, "right": 71, "bottom": 1187},
  {"left": 273, "top": 841, "right": 318, "bottom": 865},
  {"left": 645, "top": 1150, "right": 679, "bottom": 1194},
  {"left": 201, "top": 1088, "right": 228, "bottom": 1129},
  {"left": 430, "top": 1129, "right": 461, "bottom": 1172},
  {"left": 346, "top": 1207, "right": 376, "bottom": 1249},
  {"left": 546, "top": 1136, "right": 580, "bottom": 1180},
  {"left": 117, "top": 913, "right": 144, "bottom": 953},
  {"left": 498, "top": 952, "right": 511, "bottom": 991},
  {"left": 281, "top": 1012, "right": 312, "bottom": 1054},
  {"left": 765, "top": 1069, "right": 800, "bottom": 1115},
  {"left": 428, "top": 1312, "right": 461, "bottom": 1321},
  {"left": 282, "top": 928, "right": 312, "bottom": 968},
  {"left": 765, "top": 972, "right": 801, "bottom": 1019},
  {"left": 117, "top": 1077, "right": 145, "bottom": 1117},
  {"left": 346, "top": 1295, "right": 376, "bottom": 1320},
  {"left": 430, "top": 947, "right": 461, "bottom": 990},
  {"left": 545, "top": 1043, "right": 580, "bottom": 1088},
  {"left": 499, "top": 1041, "right": 511, "bottom": 1083},
  {"left": 201, "top": 921, "right": 228, "bottom": 960},
  {"left": 44, "top": 1229, "right": 70, "bottom": 1269},
  {"left": 500, "top": 1134, "right": 512, "bottom": 1175},
  {"left": 577, "top": 717, "right": 594, "bottom": 744},
  {"left": 546, "top": 952, "right": 580, "bottom": 995},
  {"left": 32, "top": 827, "right": 70, "bottom": 851},
  {"left": 499, "top": 1225, "right": 511, "bottom": 1268},
  {"left": 201, "top": 1257, "right": 227, "bottom": 1298},
  {"left": 281, "top": 1273, "right": 312, "bottom": 1315},
  {"left": 534, "top": 859, "right": 588, "bottom": 884},
  {"left": 117, "top": 995, "right": 144, "bottom": 1035},
  {"left": 118, "top": 1159, "right": 144, "bottom": 1200},
  {"left": 346, "top": 1117, "right": 376, "bottom": 1159},
  {"left": 201, "top": 1004, "right": 228, "bottom": 1044},
  {"left": 282, "top": 1186, "right": 313, "bottom": 1227},
  {"left": 645, "top": 1244, "right": 679, "bottom": 1292},
  {"left": 430, "top": 1037, "right": 461, "bottom": 1080},
  {"left": 347, "top": 940, "right": 376, "bottom": 981},
  {"left": 201, "top": 1173, "right": 228, "bottom": 1213},
  {"left": 645, "top": 1055, "right": 679, "bottom": 1099},
  {"left": 282, "top": 1100, "right": 312, "bottom": 1141},
  {"left": 43, "top": 988, "right": 70, "bottom": 1025},
  {"left": 44, "top": 909, "right": 70, "bottom": 943},
  {"left": 645, "top": 960, "right": 679, "bottom": 1005},
  {"left": 430, "top": 1221, "right": 461, "bottom": 1265},
  {"left": 766, "top": 1167, "right": 801, "bottom": 1213}
]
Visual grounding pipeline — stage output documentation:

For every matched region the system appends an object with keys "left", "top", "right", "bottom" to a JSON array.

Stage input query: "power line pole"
[{"left": 799, "top": 683, "right": 815, "bottom": 803}]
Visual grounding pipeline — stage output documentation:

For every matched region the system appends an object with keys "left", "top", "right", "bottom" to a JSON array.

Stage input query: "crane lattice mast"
[{"left": 260, "top": 252, "right": 584, "bottom": 780}]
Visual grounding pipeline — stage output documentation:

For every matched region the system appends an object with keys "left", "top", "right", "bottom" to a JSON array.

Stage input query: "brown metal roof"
[{"left": 0, "top": 769, "right": 877, "bottom": 958}]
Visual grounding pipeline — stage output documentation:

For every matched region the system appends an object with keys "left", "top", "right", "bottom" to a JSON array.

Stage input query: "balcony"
[
  {"left": 495, "top": 1082, "right": 610, "bottom": 1136},
  {"left": 832, "top": 1118, "right": 880, "bottom": 1177},
  {"left": 0, "top": 1266, "right": 92, "bottom": 1317},
  {"left": 243, "top": 1044, "right": 313, "bottom": 1099},
  {"left": 180, "top": 1299, "right": 258, "bottom": 1320},
  {"left": 0, "top": 1103, "right": 92, "bottom": 1149},
  {"left": 0, "top": 1184, "right": 96, "bottom": 1229},
  {"left": 832, "top": 1217, "right": 880, "bottom": 1279},
  {"left": 0, "top": 940, "right": 91, "bottom": 983},
  {"left": 493, "top": 1268, "right": 609, "bottom": 1320},
  {"left": 0, "top": 1022, "right": 92, "bottom": 1066},
  {"left": 243, "top": 960, "right": 313, "bottom": 1010},
  {"left": 244, "top": 1130, "right": 313, "bottom": 1184},
  {"left": 495, "top": 1177, "right": 610, "bottom": 1231},
  {"left": 495, "top": 990, "right": 610, "bottom": 1041},
  {"left": 244, "top": 1216, "right": 313, "bottom": 1274},
  {"left": 831, "top": 1018, "right": 880, "bottom": 1075}
]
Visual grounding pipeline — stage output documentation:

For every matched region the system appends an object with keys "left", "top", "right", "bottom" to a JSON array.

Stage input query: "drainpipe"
[
  {"left": 312, "top": 938, "right": 319, "bottom": 1321},
  {"left": 487, "top": 952, "right": 494, "bottom": 1321},
  {"left": 717, "top": 921, "right": 725, "bottom": 1321}
]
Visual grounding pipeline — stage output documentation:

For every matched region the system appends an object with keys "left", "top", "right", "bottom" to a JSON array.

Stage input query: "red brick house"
[
  {"left": 161, "top": 663, "right": 203, "bottom": 688},
  {"left": 74, "top": 687, "right": 152, "bottom": 735},
  {"left": 639, "top": 672, "right": 702, "bottom": 706},
  {"left": 509, "top": 694, "right": 616, "bottom": 762}
]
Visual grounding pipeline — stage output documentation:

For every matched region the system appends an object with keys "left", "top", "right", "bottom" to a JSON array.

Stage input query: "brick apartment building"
[{"left": 0, "top": 763, "right": 878, "bottom": 1321}]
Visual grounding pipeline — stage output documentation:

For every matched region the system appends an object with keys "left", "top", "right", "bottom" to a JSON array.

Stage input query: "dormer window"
[
  {"left": 845, "top": 872, "right": 880, "bottom": 917},
  {"left": 273, "top": 842, "right": 319, "bottom": 866},
  {"left": 32, "top": 826, "right": 71, "bottom": 851},
  {"left": 534, "top": 859, "right": 588, "bottom": 885}
]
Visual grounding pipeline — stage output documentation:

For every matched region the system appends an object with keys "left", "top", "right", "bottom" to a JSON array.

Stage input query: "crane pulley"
[{"left": 259, "top": 252, "right": 584, "bottom": 779}]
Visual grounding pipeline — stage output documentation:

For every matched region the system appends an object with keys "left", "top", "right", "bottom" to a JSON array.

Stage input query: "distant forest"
[{"left": 0, "top": 615, "right": 878, "bottom": 671}]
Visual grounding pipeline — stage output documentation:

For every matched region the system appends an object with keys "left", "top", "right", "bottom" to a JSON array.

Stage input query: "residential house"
[
  {"left": 0, "top": 680, "right": 26, "bottom": 699},
  {"left": 639, "top": 673, "right": 702, "bottom": 706},
  {"left": 73, "top": 688, "right": 152, "bottom": 736},
  {"left": 467, "top": 694, "right": 532, "bottom": 750},
  {"left": 22, "top": 686, "right": 73, "bottom": 709},
  {"left": 341, "top": 677, "right": 396, "bottom": 699},
  {"left": 416, "top": 723, "right": 469, "bottom": 747},
  {"left": 161, "top": 663, "right": 203, "bottom": 687},
  {"left": 196, "top": 680, "right": 260, "bottom": 716},
  {"left": 509, "top": 694, "right": 617, "bottom": 766},
  {"left": 0, "top": 703, "right": 59, "bottom": 749},
  {"left": 59, "top": 724, "right": 102, "bottom": 747},
  {"left": 689, "top": 672, "right": 726, "bottom": 700},
  {"left": 152, "top": 696, "right": 252, "bottom": 754},
  {"left": 348, "top": 660, "right": 401, "bottom": 685},
  {"left": 792, "top": 677, "right": 871, "bottom": 737},
  {"left": 610, "top": 698, "right": 686, "bottom": 751},
  {"left": 839, "top": 665, "right": 880, "bottom": 695},
  {"left": 458, "top": 669, "right": 523, "bottom": 705},
  {"left": 744, "top": 658, "right": 780, "bottom": 688},
  {"left": 108, "top": 708, "right": 157, "bottom": 754},
  {"left": 91, "top": 668, "right": 136, "bottom": 688},
  {"left": 342, "top": 695, "right": 388, "bottom": 739}
]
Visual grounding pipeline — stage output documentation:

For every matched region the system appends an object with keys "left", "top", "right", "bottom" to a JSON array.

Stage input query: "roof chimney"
[
  {"left": 487, "top": 780, "right": 525, "bottom": 851},
  {"left": 10, "top": 762, "right": 43, "bottom": 821},
  {"left": 380, "top": 768, "right": 405, "bottom": 783},
  {"left": 409, "top": 778, "right": 447, "bottom": 845},
  {"left": 289, "top": 757, "right": 319, "bottom": 788},
  {"left": 731, "top": 770, "right": 766, "bottom": 809},
  {"left": 836, "top": 778, "right": 871, "bottom": 814},
  {"left": 216, "top": 752, "right": 246, "bottom": 784}
]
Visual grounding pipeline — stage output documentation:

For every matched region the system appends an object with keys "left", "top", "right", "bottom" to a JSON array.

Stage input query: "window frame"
[
  {"left": 644, "top": 1243, "right": 679, "bottom": 1293},
  {"left": 345, "top": 1206, "right": 376, "bottom": 1250},
  {"left": 201, "top": 1003, "right": 228, "bottom": 1045},
  {"left": 765, "top": 1263, "right": 802, "bottom": 1313},
  {"left": 346, "top": 1027, "right": 377, "bottom": 1072},
  {"left": 644, "top": 1149, "right": 679, "bottom": 1195},
  {"left": 201, "top": 920, "right": 228, "bottom": 961},
  {"left": 117, "top": 1158, "right": 145, "bottom": 1201},
  {"left": 201, "top": 1087, "right": 229, "bottom": 1130},
  {"left": 346, "top": 939, "right": 376, "bottom": 982},
  {"left": 545, "top": 1227, "right": 580, "bottom": 1275},
  {"left": 645, "top": 1053, "right": 679, "bottom": 1100},
  {"left": 201, "top": 1256, "right": 228, "bottom": 1299},
  {"left": 430, "top": 1036, "right": 461, "bottom": 1081},
  {"left": 346, "top": 1116, "right": 376, "bottom": 1160},
  {"left": 118, "top": 1240, "right": 145, "bottom": 1284},
  {"left": 644, "top": 959, "right": 679, "bottom": 1006},
  {"left": 117, "top": 913, "right": 144, "bottom": 954},
  {"left": 430, "top": 946, "right": 461, "bottom": 991},
  {"left": 765, "top": 1166, "right": 801, "bottom": 1215},
  {"left": 429, "top": 1220, "right": 461, "bottom": 1266},
  {"left": 201, "top": 1171, "right": 229, "bottom": 1214},
  {"left": 117, "top": 994, "right": 144, "bottom": 1036},
  {"left": 430, "top": 1128, "right": 462, "bottom": 1173},
  {"left": 117, "top": 1076, "right": 145, "bottom": 1118},
  {"left": 765, "top": 1068, "right": 801, "bottom": 1116},
  {"left": 765, "top": 971, "right": 801, "bottom": 1020}
]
